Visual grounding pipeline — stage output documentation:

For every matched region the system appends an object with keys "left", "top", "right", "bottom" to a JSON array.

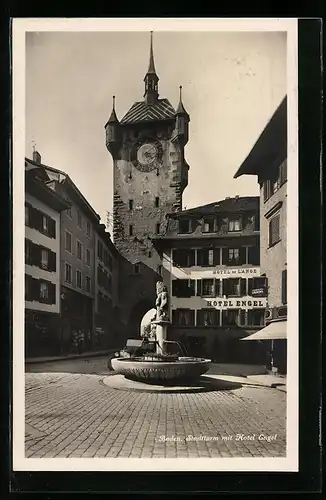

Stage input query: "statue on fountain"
[{"left": 154, "top": 281, "right": 170, "bottom": 323}]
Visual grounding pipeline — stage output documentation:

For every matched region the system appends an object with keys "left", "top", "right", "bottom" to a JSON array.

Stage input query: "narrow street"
[{"left": 25, "top": 356, "right": 286, "bottom": 459}]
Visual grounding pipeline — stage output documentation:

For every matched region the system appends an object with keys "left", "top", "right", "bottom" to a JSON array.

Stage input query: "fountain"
[{"left": 111, "top": 281, "right": 211, "bottom": 384}]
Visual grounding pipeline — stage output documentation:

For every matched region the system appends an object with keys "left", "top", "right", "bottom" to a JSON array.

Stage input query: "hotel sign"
[
  {"left": 206, "top": 298, "right": 267, "bottom": 310},
  {"left": 212, "top": 268, "right": 259, "bottom": 276}
]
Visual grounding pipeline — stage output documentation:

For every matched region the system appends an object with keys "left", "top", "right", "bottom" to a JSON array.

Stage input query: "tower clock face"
[{"left": 131, "top": 139, "right": 163, "bottom": 172}]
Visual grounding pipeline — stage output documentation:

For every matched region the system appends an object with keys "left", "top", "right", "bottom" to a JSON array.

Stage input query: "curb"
[{"left": 25, "top": 349, "right": 120, "bottom": 364}]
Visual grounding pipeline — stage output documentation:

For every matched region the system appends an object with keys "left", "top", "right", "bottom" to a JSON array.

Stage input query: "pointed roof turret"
[
  {"left": 144, "top": 31, "right": 159, "bottom": 105},
  {"left": 108, "top": 95, "right": 119, "bottom": 123},
  {"left": 147, "top": 31, "right": 157, "bottom": 75},
  {"left": 176, "top": 86, "right": 189, "bottom": 118}
]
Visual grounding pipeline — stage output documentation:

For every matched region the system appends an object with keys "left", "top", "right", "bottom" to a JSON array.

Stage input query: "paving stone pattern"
[{"left": 25, "top": 372, "right": 286, "bottom": 459}]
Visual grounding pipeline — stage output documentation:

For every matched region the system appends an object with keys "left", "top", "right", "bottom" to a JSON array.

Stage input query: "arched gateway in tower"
[{"left": 104, "top": 32, "right": 190, "bottom": 337}]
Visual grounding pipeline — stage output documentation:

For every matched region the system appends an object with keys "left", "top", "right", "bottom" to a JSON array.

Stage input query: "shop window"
[
  {"left": 172, "top": 309, "right": 195, "bottom": 326},
  {"left": 269, "top": 214, "right": 280, "bottom": 246},
  {"left": 197, "top": 309, "right": 220, "bottom": 326},
  {"left": 247, "top": 309, "right": 265, "bottom": 326},
  {"left": 172, "top": 279, "right": 195, "bottom": 298}
]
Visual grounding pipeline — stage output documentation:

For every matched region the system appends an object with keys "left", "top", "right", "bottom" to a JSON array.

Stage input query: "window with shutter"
[
  {"left": 269, "top": 215, "right": 280, "bottom": 246},
  {"left": 202, "top": 279, "right": 215, "bottom": 297},
  {"left": 282, "top": 269, "right": 287, "bottom": 304},
  {"left": 31, "top": 277, "right": 39, "bottom": 301},
  {"left": 239, "top": 247, "right": 246, "bottom": 265},
  {"left": 40, "top": 248, "right": 49, "bottom": 270},
  {"left": 48, "top": 217, "right": 56, "bottom": 238},
  {"left": 25, "top": 239, "right": 33, "bottom": 265},
  {"left": 222, "top": 279, "right": 230, "bottom": 297},
  {"left": 228, "top": 278, "right": 241, "bottom": 296},
  {"left": 25, "top": 274, "right": 33, "bottom": 300},
  {"left": 39, "top": 281, "right": 49, "bottom": 302},
  {"left": 49, "top": 251, "right": 56, "bottom": 272},
  {"left": 248, "top": 245, "right": 260, "bottom": 265},
  {"left": 213, "top": 248, "right": 221, "bottom": 265},
  {"left": 25, "top": 205, "right": 31, "bottom": 226},
  {"left": 222, "top": 248, "right": 229, "bottom": 265},
  {"left": 31, "top": 243, "right": 41, "bottom": 267},
  {"left": 49, "top": 282, "right": 56, "bottom": 304},
  {"left": 248, "top": 278, "right": 253, "bottom": 296},
  {"left": 240, "top": 278, "right": 247, "bottom": 296}
]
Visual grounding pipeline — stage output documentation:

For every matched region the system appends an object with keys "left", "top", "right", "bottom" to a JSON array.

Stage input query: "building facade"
[
  {"left": 26, "top": 151, "right": 121, "bottom": 355},
  {"left": 25, "top": 159, "right": 70, "bottom": 357},
  {"left": 153, "top": 196, "right": 269, "bottom": 364},
  {"left": 94, "top": 224, "right": 121, "bottom": 349},
  {"left": 104, "top": 32, "right": 191, "bottom": 333},
  {"left": 234, "top": 96, "right": 287, "bottom": 373}
]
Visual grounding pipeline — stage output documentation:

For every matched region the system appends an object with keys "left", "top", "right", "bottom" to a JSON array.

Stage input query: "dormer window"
[
  {"left": 202, "top": 218, "right": 215, "bottom": 233},
  {"left": 228, "top": 217, "right": 242, "bottom": 232},
  {"left": 178, "top": 219, "right": 192, "bottom": 234}
]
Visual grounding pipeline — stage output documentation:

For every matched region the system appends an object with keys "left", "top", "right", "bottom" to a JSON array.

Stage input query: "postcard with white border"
[{"left": 12, "top": 17, "right": 298, "bottom": 472}]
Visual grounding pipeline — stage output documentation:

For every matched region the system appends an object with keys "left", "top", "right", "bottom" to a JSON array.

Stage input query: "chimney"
[{"left": 33, "top": 150, "right": 41, "bottom": 164}]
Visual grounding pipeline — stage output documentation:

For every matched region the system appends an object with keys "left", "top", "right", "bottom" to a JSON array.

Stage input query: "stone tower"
[{"left": 105, "top": 32, "right": 190, "bottom": 273}]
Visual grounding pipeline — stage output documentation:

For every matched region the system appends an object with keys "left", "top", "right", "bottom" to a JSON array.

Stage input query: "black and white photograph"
[{"left": 13, "top": 18, "right": 298, "bottom": 472}]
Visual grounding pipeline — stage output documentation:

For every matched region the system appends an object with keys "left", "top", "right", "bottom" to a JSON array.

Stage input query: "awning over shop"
[{"left": 240, "top": 320, "right": 287, "bottom": 341}]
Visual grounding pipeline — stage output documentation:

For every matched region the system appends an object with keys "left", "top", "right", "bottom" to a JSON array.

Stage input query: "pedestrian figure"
[{"left": 78, "top": 329, "right": 84, "bottom": 354}]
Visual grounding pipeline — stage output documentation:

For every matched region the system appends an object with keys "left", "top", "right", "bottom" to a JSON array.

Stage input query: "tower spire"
[
  {"left": 144, "top": 31, "right": 159, "bottom": 105},
  {"left": 176, "top": 85, "right": 189, "bottom": 117},
  {"left": 147, "top": 31, "right": 156, "bottom": 74},
  {"left": 108, "top": 95, "right": 119, "bottom": 123}
]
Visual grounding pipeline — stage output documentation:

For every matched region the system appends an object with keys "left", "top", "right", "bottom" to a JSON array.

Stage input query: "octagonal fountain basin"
[{"left": 111, "top": 357, "right": 211, "bottom": 385}]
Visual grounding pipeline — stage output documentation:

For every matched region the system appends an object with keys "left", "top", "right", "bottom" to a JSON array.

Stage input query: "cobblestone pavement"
[
  {"left": 25, "top": 371, "right": 286, "bottom": 458},
  {"left": 25, "top": 355, "right": 111, "bottom": 375}
]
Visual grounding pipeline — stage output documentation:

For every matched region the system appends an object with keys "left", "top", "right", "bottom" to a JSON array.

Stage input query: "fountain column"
[{"left": 151, "top": 319, "right": 170, "bottom": 355}]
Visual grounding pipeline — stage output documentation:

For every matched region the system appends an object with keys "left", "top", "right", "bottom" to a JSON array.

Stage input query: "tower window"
[
  {"left": 129, "top": 199, "right": 133, "bottom": 211},
  {"left": 156, "top": 223, "right": 161, "bottom": 234},
  {"left": 155, "top": 197, "right": 160, "bottom": 208},
  {"left": 129, "top": 225, "right": 133, "bottom": 236}
]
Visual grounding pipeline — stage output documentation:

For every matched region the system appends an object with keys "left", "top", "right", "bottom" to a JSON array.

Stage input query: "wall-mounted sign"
[
  {"left": 171, "top": 296, "right": 268, "bottom": 310},
  {"left": 206, "top": 299, "right": 266, "bottom": 309},
  {"left": 213, "top": 268, "right": 259, "bottom": 276},
  {"left": 170, "top": 266, "right": 261, "bottom": 280}
]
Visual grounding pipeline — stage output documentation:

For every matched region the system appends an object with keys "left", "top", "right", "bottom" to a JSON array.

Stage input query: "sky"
[{"left": 26, "top": 30, "right": 286, "bottom": 224}]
